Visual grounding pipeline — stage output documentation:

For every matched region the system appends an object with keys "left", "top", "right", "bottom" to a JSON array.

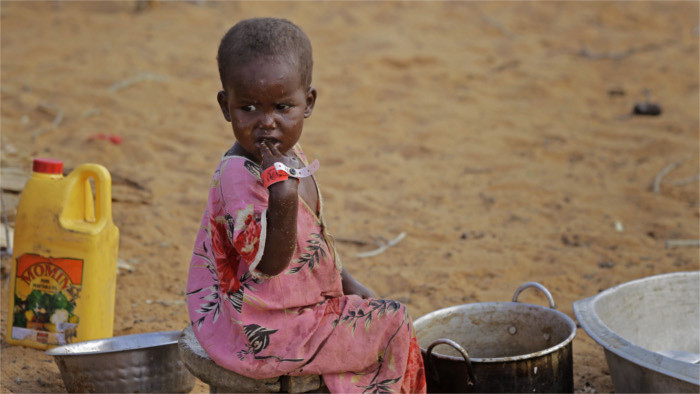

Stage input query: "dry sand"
[{"left": 1, "top": 1, "right": 698, "bottom": 392}]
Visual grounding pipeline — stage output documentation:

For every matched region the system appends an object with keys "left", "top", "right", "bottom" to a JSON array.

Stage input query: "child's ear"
[
  {"left": 304, "top": 87, "right": 317, "bottom": 118},
  {"left": 217, "top": 90, "right": 231, "bottom": 122}
]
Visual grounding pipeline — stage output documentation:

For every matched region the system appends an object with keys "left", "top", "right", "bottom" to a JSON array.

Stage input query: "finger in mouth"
[{"left": 258, "top": 139, "right": 280, "bottom": 149}]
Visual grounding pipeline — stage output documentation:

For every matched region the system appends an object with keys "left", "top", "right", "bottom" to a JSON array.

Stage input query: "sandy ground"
[{"left": 1, "top": 1, "right": 698, "bottom": 393}]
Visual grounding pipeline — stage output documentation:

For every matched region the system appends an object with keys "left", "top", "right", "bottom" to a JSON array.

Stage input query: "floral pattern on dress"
[
  {"left": 335, "top": 300, "right": 408, "bottom": 392},
  {"left": 335, "top": 299, "right": 405, "bottom": 334},
  {"left": 243, "top": 160, "right": 261, "bottom": 178},
  {"left": 211, "top": 214, "right": 239, "bottom": 293},
  {"left": 233, "top": 204, "right": 262, "bottom": 264},
  {"left": 228, "top": 271, "right": 262, "bottom": 314},
  {"left": 187, "top": 242, "right": 224, "bottom": 328},
  {"left": 287, "top": 233, "right": 326, "bottom": 274},
  {"left": 400, "top": 336, "right": 427, "bottom": 393},
  {"left": 237, "top": 324, "right": 304, "bottom": 363}
]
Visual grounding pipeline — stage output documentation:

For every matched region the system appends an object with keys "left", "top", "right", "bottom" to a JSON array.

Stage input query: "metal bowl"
[
  {"left": 46, "top": 330, "right": 195, "bottom": 393},
  {"left": 574, "top": 271, "right": 699, "bottom": 393}
]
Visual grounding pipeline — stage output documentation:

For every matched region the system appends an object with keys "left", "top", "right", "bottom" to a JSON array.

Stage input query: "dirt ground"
[{"left": 1, "top": 1, "right": 698, "bottom": 393}]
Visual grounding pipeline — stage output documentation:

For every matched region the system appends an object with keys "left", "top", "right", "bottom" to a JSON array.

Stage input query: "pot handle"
[
  {"left": 426, "top": 338, "right": 475, "bottom": 387},
  {"left": 512, "top": 282, "right": 556, "bottom": 309}
]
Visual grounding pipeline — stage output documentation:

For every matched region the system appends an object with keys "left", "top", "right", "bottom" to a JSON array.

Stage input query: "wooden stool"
[{"left": 178, "top": 326, "right": 323, "bottom": 393}]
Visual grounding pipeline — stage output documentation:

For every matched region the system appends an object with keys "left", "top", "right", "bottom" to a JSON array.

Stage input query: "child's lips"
[{"left": 256, "top": 138, "right": 280, "bottom": 148}]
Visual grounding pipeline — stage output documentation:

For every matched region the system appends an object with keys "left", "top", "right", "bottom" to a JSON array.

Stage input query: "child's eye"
[
  {"left": 241, "top": 105, "right": 256, "bottom": 112},
  {"left": 275, "top": 104, "right": 291, "bottom": 111}
]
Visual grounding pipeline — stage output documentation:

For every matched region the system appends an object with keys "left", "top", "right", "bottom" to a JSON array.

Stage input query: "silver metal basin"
[
  {"left": 46, "top": 330, "right": 195, "bottom": 393},
  {"left": 574, "top": 271, "right": 700, "bottom": 392}
]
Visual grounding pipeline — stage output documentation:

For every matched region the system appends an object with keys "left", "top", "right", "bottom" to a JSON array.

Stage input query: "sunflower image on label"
[{"left": 11, "top": 254, "right": 83, "bottom": 346}]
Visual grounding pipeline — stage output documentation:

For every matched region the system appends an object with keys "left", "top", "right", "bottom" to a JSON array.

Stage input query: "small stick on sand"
[
  {"left": 653, "top": 159, "right": 686, "bottom": 193},
  {"left": 480, "top": 15, "right": 515, "bottom": 39},
  {"left": 110, "top": 72, "right": 168, "bottom": 93},
  {"left": 117, "top": 258, "right": 135, "bottom": 272},
  {"left": 32, "top": 103, "right": 64, "bottom": 140},
  {"left": 579, "top": 40, "right": 672, "bottom": 60},
  {"left": 356, "top": 232, "right": 406, "bottom": 258},
  {"left": 665, "top": 239, "right": 700, "bottom": 249},
  {"left": 145, "top": 299, "right": 186, "bottom": 306},
  {"left": 670, "top": 174, "right": 700, "bottom": 187},
  {"left": 50, "top": 109, "right": 64, "bottom": 129},
  {"left": 335, "top": 237, "right": 371, "bottom": 246}
]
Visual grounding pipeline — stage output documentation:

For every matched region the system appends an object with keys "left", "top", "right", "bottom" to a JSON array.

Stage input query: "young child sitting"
[{"left": 186, "top": 17, "right": 426, "bottom": 393}]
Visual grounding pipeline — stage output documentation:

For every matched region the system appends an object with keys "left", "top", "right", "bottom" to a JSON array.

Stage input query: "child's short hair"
[{"left": 217, "top": 18, "right": 313, "bottom": 89}]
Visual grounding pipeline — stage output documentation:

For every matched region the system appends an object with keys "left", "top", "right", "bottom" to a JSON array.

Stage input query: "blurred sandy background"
[{"left": 1, "top": 1, "right": 698, "bottom": 392}]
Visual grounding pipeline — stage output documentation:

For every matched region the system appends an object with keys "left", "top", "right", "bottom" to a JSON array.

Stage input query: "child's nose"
[{"left": 259, "top": 112, "right": 276, "bottom": 129}]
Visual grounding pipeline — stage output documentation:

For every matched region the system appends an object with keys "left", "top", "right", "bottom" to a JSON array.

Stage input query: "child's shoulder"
[
  {"left": 292, "top": 143, "right": 308, "bottom": 165},
  {"left": 216, "top": 151, "right": 262, "bottom": 187}
]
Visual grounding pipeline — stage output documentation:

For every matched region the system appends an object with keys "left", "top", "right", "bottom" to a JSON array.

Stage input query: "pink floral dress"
[{"left": 186, "top": 146, "right": 426, "bottom": 393}]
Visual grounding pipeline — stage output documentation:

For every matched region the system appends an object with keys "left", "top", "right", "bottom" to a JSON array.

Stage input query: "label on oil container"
[{"left": 11, "top": 254, "right": 83, "bottom": 345}]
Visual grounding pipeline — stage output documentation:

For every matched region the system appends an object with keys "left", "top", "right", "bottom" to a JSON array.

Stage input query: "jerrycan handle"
[{"left": 61, "top": 164, "right": 112, "bottom": 234}]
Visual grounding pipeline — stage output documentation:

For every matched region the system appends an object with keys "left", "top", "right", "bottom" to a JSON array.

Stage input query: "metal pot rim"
[
  {"left": 416, "top": 302, "right": 577, "bottom": 363},
  {"left": 45, "top": 330, "right": 181, "bottom": 357},
  {"left": 574, "top": 271, "right": 700, "bottom": 385}
]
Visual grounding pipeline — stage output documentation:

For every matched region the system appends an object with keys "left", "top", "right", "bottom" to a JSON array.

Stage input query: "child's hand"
[
  {"left": 345, "top": 281, "right": 376, "bottom": 299},
  {"left": 341, "top": 268, "right": 376, "bottom": 299},
  {"left": 258, "top": 141, "right": 300, "bottom": 173}
]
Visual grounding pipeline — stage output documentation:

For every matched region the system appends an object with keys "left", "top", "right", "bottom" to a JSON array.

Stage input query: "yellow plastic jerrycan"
[{"left": 7, "top": 158, "right": 119, "bottom": 349}]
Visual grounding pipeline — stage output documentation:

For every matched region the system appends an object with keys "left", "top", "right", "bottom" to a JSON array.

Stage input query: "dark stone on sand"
[{"left": 633, "top": 102, "right": 662, "bottom": 116}]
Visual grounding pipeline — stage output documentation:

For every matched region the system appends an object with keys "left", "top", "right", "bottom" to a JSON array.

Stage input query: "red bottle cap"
[{"left": 33, "top": 158, "right": 63, "bottom": 174}]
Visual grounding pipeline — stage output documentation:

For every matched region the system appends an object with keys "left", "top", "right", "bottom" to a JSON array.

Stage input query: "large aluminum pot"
[{"left": 414, "top": 283, "right": 576, "bottom": 393}]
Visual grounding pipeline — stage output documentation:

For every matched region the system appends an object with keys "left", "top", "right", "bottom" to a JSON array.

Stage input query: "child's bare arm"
[
  {"left": 341, "top": 268, "right": 376, "bottom": 299},
  {"left": 255, "top": 142, "right": 299, "bottom": 276}
]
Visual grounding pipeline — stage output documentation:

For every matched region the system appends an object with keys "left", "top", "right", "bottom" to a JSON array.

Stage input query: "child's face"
[{"left": 217, "top": 57, "right": 316, "bottom": 162}]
